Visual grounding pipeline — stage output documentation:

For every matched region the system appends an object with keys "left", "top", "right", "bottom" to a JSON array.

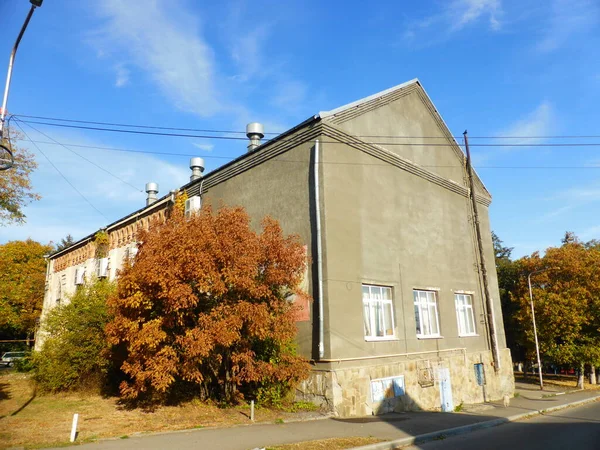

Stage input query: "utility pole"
[
  {"left": 464, "top": 130, "right": 501, "bottom": 372},
  {"left": 0, "top": 1, "right": 43, "bottom": 171}
]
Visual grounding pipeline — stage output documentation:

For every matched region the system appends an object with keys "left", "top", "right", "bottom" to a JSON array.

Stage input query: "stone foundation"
[{"left": 297, "top": 348, "right": 514, "bottom": 417}]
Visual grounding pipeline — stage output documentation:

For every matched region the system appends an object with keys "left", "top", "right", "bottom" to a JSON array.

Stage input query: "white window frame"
[
  {"left": 455, "top": 293, "right": 477, "bottom": 336},
  {"left": 413, "top": 290, "right": 441, "bottom": 338},
  {"left": 362, "top": 284, "right": 396, "bottom": 341}
]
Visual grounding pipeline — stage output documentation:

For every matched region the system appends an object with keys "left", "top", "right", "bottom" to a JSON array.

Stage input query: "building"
[{"left": 38, "top": 79, "right": 514, "bottom": 416}]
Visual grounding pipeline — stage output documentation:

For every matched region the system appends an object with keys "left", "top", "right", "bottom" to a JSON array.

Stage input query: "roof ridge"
[{"left": 318, "top": 78, "right": 420, "bottom": 119}]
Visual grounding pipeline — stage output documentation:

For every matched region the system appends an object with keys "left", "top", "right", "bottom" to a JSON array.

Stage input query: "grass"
[
  {"left": 0, "top": 372, "right": 326, "bottom": 449},
  {"left": 266, "top": 436, "right": 382, "bottom": 449}
]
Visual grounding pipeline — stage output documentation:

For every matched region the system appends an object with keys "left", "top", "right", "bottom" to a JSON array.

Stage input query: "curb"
[{"left": 348, "top": 395, "right": 600, "bottom": 450}]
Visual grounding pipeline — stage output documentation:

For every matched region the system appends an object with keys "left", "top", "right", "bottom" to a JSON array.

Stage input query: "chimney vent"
[
  {"left": 145, "top": 182, "right": 159, "bottom": 206},
  {"left": 189, "top": 157, "right": 205, "bottom": 181},
  {"left": 246, "top": 122, "right": 264, "bottom": 152}
]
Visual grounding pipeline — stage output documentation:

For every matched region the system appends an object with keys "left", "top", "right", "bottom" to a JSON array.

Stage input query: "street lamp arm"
[{"left": 0, "top": 5, "right": 38, "bottom": 139}]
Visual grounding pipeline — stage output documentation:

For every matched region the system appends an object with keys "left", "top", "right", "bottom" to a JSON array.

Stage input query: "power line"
[
  {"left": 12, "top": 137, "right": 235, "bottom": 159},
  {"left": 14, "top": 119, "right": 600, "bottom": 147},
  {"left": 13, "top": 113, "right": 270, "bottom": 135},
  {"left": 16, "top": 118, "right": 143, "bottom": 193},
  {"left": 12, "top": 113, "right": 600, "bottom": 140},
  {"left": 11, "top": 136, "right": 600, "bottom": 170},
  {"left": 14, "top": 121, "right": 109, "bottom": 221}
]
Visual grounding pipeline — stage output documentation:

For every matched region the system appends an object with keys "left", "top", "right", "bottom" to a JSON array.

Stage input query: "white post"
[
  {"left": 70, "top": 413, "right": 79, "bottom": 442},
  {"left": 250, "top": 400, "right": 255, "bottom": 422}
]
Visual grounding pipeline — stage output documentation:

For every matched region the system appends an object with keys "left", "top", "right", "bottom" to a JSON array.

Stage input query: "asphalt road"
[{"left": 407, "top": 401, "right": 600, "bottom": 450}]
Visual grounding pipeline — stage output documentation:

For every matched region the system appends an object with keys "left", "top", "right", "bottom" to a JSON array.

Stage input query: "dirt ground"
[
  {"left": 0, "top": 371, "right": 327, "bottom": 449},
  {"left": 266, "top": 437, "right": 382, "bottom": 450},
  {"left": 514, "top": 372, "right": 600, "bottom": 391}
]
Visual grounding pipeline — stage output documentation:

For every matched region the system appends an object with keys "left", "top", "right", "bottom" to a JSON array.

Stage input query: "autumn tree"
[
  {"left": 0, "top": 239, "right": 52, "bottom": 342},
  {"left": 511, "top": 236, "right": 600, "bottom": 386},
  {"left": 0, "top": 131, "right": 39, "bottom": 225},
  {"left": 106, "top": 205, "right": 311, "bottom": 405}
]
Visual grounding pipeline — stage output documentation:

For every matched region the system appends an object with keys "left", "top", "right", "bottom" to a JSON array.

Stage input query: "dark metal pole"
[{"left": 464, "top": 130, "right": 501, "bottom": 372}]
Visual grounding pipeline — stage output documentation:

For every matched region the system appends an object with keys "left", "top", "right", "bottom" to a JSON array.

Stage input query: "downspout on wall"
[
  {"left": 314, "top": 139, "right": 325, "bottom": 359},
  {"left": 464, "top": 131, "right": 501, "bottom": 372}
]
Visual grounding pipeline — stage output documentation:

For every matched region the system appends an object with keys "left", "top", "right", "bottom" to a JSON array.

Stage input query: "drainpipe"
[
  {"left": 314, "top": 139, "right": 325, "bottom": 359},
  {"left": 464, "top": 131, "right": 501, "bottom": 372}
]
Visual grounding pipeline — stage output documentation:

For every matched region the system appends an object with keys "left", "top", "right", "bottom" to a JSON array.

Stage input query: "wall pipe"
[
  {"left": 315, "top": 139, "right": 325, "bottom": 359},
  {"left": 464, "top": 131, "right": 501, "bottom": 372},
  {"left": 316, "top": 347, "right": 467, "bottom": 364}
]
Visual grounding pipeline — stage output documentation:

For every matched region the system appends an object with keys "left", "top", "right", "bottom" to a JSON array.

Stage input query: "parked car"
[{"left": 0, "top": 351, "right": 26, "bottom": 367}]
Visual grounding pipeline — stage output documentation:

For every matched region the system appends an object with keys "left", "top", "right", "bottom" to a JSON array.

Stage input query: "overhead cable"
[
  {"left": 16, "top": 119, "right": 143, "bottom": 193},
  {"left": 14, "top": 121, "right": 109, "bottom": 221},
  {"left": 13, "top": 119, "right": 600, "bottom": 147}
]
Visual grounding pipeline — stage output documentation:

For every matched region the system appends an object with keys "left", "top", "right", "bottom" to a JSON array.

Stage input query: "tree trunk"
[
  {"left": 577, "top": 362, "right": 585, "bottom": 389},
  {"left": 590, "top": 365, "right": 597, "bottom": 385}
]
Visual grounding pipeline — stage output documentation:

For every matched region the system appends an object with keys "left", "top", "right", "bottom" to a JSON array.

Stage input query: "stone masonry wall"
[{"left": 297, "top": 348, "right": 514, "bottom": 417}]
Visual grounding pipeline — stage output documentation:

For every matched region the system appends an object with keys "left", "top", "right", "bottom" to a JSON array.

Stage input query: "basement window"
[
  {"left": 413, "top": 290, "right": 441, "bottom": 338},
  {"left": 362, "top": 284, "right": 395, "bottom": 340}
]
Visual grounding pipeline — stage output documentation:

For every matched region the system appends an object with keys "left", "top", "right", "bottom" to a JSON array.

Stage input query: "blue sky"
[{"left": 0, "top": 0, "right": 599, "bottom": 258}]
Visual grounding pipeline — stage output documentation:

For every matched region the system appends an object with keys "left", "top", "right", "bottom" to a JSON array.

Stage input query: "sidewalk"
[{"left": 45, "top": 385, "right": 600, "bottom": 450}]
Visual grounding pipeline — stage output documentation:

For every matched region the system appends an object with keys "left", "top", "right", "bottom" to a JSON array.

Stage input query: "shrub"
[
  {"left": 13, "top": 354, "right": 35, "bottom": 372},
  {"left": 33, "top": 278, "right": 116, "bottom": 392}
]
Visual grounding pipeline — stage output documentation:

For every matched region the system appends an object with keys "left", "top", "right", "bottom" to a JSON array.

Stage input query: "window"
[
  {"left": 455, "top": 293, "right": 477, "bottom": 336},
  {"left": 413, "top": 290, "right": 440, "bottom": 337},
  {"left": 362, "top": 285, "right": 395, "bottom": 339}
]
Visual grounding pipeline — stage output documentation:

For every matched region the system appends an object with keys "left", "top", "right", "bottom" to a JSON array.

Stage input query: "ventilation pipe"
[
  {"left": 190, "top": 157, "right": 205, "bottom": 181},
  {"left": 145, "top": 182, "right": 158, "bottom": 206},
  {"left": 246, "top": 122, "right": 264, "bottom": 152}
]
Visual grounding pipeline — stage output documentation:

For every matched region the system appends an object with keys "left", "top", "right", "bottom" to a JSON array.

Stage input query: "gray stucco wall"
[
  {"left": 318, "top": 138, "right": 505, "bottom": 360},
  {"left": 199, "top": 139, "right": 317, "bottom": 358}
]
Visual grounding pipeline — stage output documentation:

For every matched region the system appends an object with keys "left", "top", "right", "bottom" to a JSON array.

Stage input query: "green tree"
[
  {"left": 34, "top": 277, "right": 116, "bottom": 392},
  {"left": 0, "top": 131, "right": 39, "bottom": 225},
  {"left": 492, "top": 232, "right": 525, "bottom": 364},
  {"left": 55, "top": 234, "right": 75, "bottom": 252},
  {"left": 0, "top": 239, "right": 52, "bottom": 341}
]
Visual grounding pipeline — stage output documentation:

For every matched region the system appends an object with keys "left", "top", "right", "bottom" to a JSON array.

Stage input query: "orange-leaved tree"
[
  {"left": 511, "top": 236, "right": 600, "bottom": 386},
  {"left": 0, "top": 239, "right": 52, "bottom": 341},
  {"left": 106, "top": 205, "right": 311, "bottom": 404}
]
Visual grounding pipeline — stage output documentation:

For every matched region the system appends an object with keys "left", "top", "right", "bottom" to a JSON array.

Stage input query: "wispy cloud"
[
  {"left": 535, "top": 182, "right": 600, "bottom": 224},
  {"left": 229, "top": 25, "right": 271, "bottom": 82},
  {"left": 496, "top": 101, "right": 554, "bottom": 145},
  {"left": 114, "top": 63, "right": 129, "bottom": 88},
  {"left": 91, "top": 0, "right": 224, "bottom": 116},
  {"left": 473, "top": 101, "right": 554, "bottom": 166},
  {"left": 580, "top": 225, "right": 600, "bottom": 241},
  {"left": 270, "top": 80, "right": 308, "bottom": 113},
  {"left": 192, "top": 142, "right": 214, "bottom": 152},
  {"left": 536, "top": 0, "right": 599, "bottom": 53},
  {"left": 404, "top": 0, "right": 503, "bottom": 44}
]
